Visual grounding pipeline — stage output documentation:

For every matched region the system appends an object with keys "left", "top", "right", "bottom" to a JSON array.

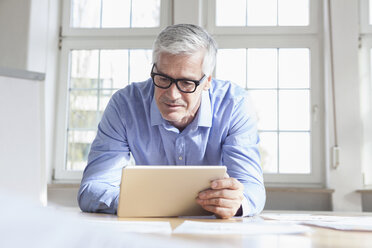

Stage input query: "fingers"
[
  {"left": 201, "top": 205, "right": 237, "bottom": 219},
  {"left": 197, "top": 189, "right": 244, "bottom": 218},
  {"left": 197, "top": 177, "right": 244, "bottom": 219},
  {"left": 196, "top": 197, "right": 234, "bottom": 207},
  {"left": 211, "top": 177, "right": 243, "bottom": 191},
  {"left": 199, "top": 188, "right": 243, "bottom": 200}
]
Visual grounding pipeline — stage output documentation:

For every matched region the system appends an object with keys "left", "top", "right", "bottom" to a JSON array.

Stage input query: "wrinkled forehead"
[{"left": 155, "top": 52, "right": 205, "bottom": 78}]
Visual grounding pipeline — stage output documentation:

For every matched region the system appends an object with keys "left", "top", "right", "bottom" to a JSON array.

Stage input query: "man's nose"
[{"left": 166, "top": 82, "right": 182, "bottom": 99}]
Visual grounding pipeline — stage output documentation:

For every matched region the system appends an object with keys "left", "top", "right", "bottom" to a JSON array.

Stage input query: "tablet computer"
[{"left": 117, "top": 165, "right": 227, "bottom": 217}]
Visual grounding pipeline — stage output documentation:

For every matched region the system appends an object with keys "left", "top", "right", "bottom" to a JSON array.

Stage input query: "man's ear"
[{"left": 203, "top": 75, "right": 212, "bottom": 90}]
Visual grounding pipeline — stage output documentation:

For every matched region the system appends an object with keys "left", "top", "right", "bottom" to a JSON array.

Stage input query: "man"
[{"left": 78, "top": 24, "right": 265, "bottom": 218}]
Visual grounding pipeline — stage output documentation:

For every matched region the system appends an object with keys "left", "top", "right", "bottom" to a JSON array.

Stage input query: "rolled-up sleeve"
[
  {"left": 222, "top": 96, "right": 266, "bottom": 216},
  {"left": 78, "top": 95, "right": 130, "bottom": 214}
]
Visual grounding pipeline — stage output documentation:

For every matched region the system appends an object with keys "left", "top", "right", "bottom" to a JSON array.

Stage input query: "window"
[
  {"left": 56, "top": 0, "right": 324, "bottom": 186},
  {"left": 215, "top": 0, "right": 309, "bottom": 27},
  {"left": 71, "top": 0, "right": 160, "bottom": 28},
  {"left": 210, "top": 0, "right": 323, "bottom": 185},
  {"left": 360, "top": 0, "right": 372, "bottom": 186},
  {"left": 67, "top": 49, "right": 152, "bottom": 171},
  {"left": 55, "top": 0, "right": 170, "bottom": 180}
]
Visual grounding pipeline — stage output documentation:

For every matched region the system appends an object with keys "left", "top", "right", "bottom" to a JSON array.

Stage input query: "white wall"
[
  {"left": 41, "top": 0, "right": 61, "bottom": 184},
  {"left": 0, "top": 0, "right": 30, "bottom": 70},
  {"left": 27, "top": 0, "right": 49, "bottom": 73},
  {"left": 0, "top": 0, "right": 60, "bottom": 184},
  {"left": 326, "top": 0, "right": 363, "bottom": 211}
]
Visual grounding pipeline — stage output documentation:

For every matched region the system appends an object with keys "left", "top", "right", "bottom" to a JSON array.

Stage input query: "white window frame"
[
  {"left": 61, "top": 0, "right": 171, "bottom": 37},
  {"left": 203, "top": 0, "right": 324, "bottom": 187},
  {"left": 55, "top": 0, "right": 325, "bottom": 187},
  {"left": 359, "top": 0, "right": 372, "bottom": 186},
  {"left": 206, "top": 0, "right": 319, "bottom": 35},
  {"left": 54, "top": 0, "right": 171, "bottom": 181}
]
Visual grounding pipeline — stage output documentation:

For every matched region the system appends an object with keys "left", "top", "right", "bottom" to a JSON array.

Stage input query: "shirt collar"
[
  {"left": 150, "top": 97, "right": 164, "bottom": 126},
  {"left": 150, "top": 89, "right": 212, "bottom": 128},
  {"left": 195, "top": 90, "right": 212, "bottom": 127}
]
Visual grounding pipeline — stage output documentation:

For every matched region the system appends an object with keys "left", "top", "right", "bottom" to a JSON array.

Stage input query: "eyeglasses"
[{"left": 150, "top": 64, "right": 206, "bottom": 93}]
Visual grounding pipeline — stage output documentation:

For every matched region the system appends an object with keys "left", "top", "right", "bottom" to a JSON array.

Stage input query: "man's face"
[{"left": 153, "top": 52, "right": 211, "bottom": 130}]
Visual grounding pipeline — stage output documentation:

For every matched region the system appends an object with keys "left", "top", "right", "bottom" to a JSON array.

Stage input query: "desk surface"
[{"left": 61, "top": 209, "right": 372, "bottom": 248}]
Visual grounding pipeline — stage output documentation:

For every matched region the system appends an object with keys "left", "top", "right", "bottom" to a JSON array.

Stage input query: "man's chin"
[{"left": 161, "top": 112, "right": 184, "bottom": 123}]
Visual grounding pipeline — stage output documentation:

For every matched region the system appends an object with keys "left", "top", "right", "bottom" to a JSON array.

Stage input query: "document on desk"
[
  {"left": 261, "top": 213, "right": 372, "bottom": 231},
  {"left": 302, "top": 217, "right": 372, "bottom": 231},
  {"left": 173, "top": 220, "right": 310, "bottom": 235},
  {"left": 84, "top": 220, "right": 172, "bottom": 234}
]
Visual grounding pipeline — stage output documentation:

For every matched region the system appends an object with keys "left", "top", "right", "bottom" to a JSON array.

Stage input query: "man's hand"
[{"left": 196, "top": 177, "right": 244, "bottom": 219}]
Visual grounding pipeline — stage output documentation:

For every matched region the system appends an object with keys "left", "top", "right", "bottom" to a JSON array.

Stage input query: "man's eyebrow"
[
  {"left": 154, "top": 68, "right": 170, "bottom": 77},
  {"left": 153, "top": 65, "right": 172, "bottom": 77}
]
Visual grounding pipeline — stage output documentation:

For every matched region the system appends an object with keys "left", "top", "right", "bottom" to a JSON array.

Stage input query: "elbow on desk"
[
  {"left": 77, "top": 183, "right": 91, "bottom": 213},
  {"left": 77, "top": 182, "right": 118, "bottom": 215},
  {"left": 246, "top": 185, "right": 266, "bottom": 216}
]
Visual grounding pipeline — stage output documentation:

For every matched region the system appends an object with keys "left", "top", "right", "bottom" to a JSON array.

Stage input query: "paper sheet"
[
  {"left": 1, "top": 191, "right": 223, "bottom": 248},
  {"left": 261, "top": 213, "right": 353, "bottom": 222},
  {"left": 302, "top": 217, "right": 372, "bottom": 231},
  {"left": 84, "top": 220, "right": 173, "bottom": 234},
  {"left": 173, "top": 220, "right": 311, "bottom": 235},
  {"left": 261, "top": 213, "right": 372, "bottom": 231}
]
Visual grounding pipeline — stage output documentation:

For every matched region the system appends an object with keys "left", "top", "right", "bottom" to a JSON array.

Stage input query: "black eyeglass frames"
[{"left": 150, "top": 64, "right": 206, "bottom": 93}]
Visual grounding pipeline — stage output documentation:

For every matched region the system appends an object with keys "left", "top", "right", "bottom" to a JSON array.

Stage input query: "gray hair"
[{"left": 152, "top": 24, "right": 218, "bottom": 76}]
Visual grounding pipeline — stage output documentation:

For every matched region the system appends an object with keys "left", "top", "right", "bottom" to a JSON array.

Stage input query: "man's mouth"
[{"left": 165, "top": 103, "right": 183, "bottom": 108}]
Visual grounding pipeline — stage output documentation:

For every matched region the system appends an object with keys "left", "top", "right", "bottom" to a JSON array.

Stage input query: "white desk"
[{"left": 60, "top": 208, "right": 372, "bottom": 248}]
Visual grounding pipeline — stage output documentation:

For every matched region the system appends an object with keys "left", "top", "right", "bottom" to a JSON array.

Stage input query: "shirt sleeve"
[
  {"left": 77, "top": 95, "right": 130, "bottom": 214},
  {"left": 222, "top": 95, "right": 266, "bottom": 217}
]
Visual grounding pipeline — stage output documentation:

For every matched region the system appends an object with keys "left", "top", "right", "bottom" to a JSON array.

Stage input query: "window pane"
[
  {"left": 249, "top": 90, "right": 277, "bottom": 130},
  {"left": 71, "top": 50, "right": 99, "bottom": 88},
  {"left": 132, "top": 0, "right": 160, "bottom": 27},
  {"left": 278, "top": 0, "right": 309, "bottom": 26},
  {"left": 216, "top": 0, "right": 309, "bottom": 27},
  {"left": 100, "top": 50, "right": 129, "bottom": 88},
  {"left": 71, "top": 0, "right": 160, "bottom": 28},
  {"left": 69, "top": 90, "right": 98, "bottom": 129},
  {"left": 247, "top": 0, "right": 277, "bottom": 26},
  {"left": 72, "top": 0, "right": 101, "bottom": 28},
  {"left": 67, "top": 130, "right": 96, "bottom": 170},
  {"left": 129, "top": 50, "right": 152, "bottom": 83},
  {"left": 259, "top": 132, "right": 278, "bottom": 173},
  {"left": 102, "top": 0, "right": 130, "bottom": 28},
  {"left": 279, "top": 48, "right": 310, "bottom": 88},
  {"left": 216, "top": 49, "right": 246, "bottom": 88},
  {"left": 279, "top": 90, "right": 310, "bottom": 130},
  {"left": 216, "top": 0, "right": 246, "bottom": 26},
  {"left": 247, "top": 49, "right": 277, "bottom": 88},
  {"left": 279, "top": 132, "right": 310, "bottom": 173}
]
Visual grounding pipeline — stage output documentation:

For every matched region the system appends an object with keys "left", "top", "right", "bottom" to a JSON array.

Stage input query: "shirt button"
[{"left": 178, "top": 156, "right": 183, "bottom": 160}]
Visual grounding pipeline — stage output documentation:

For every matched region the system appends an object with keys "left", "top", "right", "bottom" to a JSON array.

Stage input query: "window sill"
[
  {"left": 356, "top": 189, "right": 372, "bottom": 194},
  {"left": 356, "top": 189, "right": 372, "bottom": 212},
  {"left": 48, "top": 182, "right": 80, "bottom": 189},
  {"left": 266, "top": 187, "right": 334, "bottom": 194}
]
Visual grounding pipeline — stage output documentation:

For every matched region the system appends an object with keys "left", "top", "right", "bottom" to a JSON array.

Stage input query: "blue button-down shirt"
[{"left": 78, "top": 78, "right": 265, "bottom": 216}]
